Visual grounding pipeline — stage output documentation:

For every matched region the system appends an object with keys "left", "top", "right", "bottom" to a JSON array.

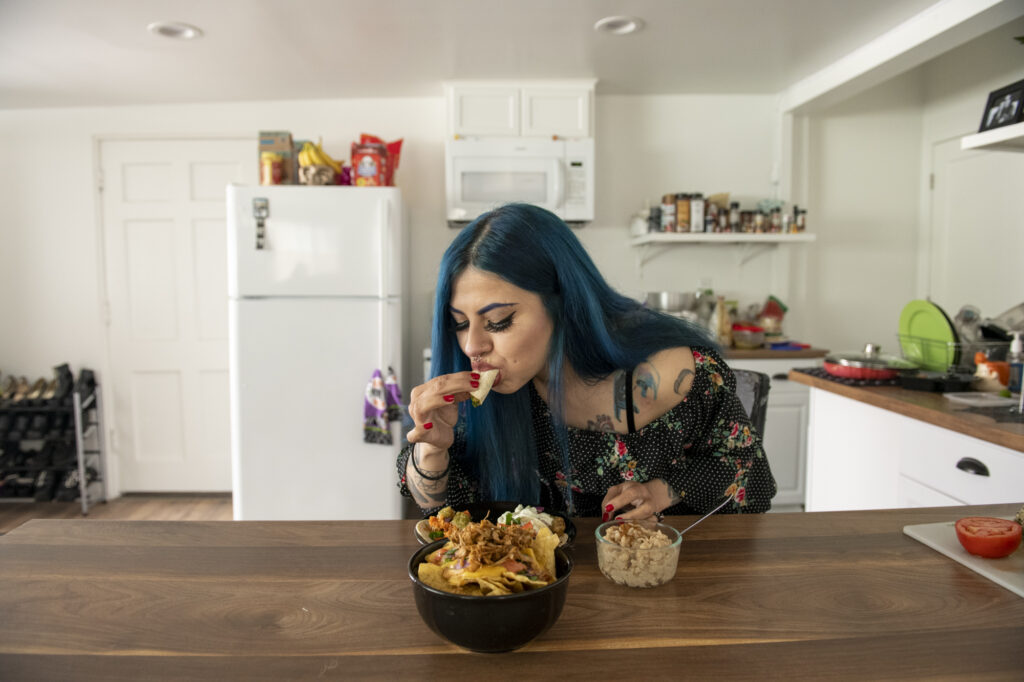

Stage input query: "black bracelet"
[{"left": 410, "top": 446, "right": 450, "bottom": 481}]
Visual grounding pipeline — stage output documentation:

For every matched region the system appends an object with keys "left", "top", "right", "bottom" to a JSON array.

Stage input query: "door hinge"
[{"left": 929, "top": 173, "right": 934, "bottom": 190}]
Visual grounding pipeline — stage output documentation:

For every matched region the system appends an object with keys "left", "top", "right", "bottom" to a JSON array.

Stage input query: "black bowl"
[
  {"left": 413, "top": 500, "right": 576, "bottom": 546},
  {"left": 408, "top": 539, "right": 574, "bottom": 653}
]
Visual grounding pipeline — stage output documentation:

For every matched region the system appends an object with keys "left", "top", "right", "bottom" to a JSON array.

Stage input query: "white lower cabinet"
[
  {"left": 806, "top": 387, "right": 1024, "bottom": 511},
  {"left": 729, "top": 357, "right": 818, "bottom": 511}
]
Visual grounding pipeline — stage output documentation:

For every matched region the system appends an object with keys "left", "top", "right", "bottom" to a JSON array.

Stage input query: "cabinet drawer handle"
[
  {"left": 955, "top": 457, "right": 990, "bottom": 477},
  {"left": 771, "top": 373, "right": 789, "bottom": 381}
]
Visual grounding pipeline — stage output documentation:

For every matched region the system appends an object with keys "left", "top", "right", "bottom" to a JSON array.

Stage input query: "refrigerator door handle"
[{"left": 378, "top": 198, "right": 390, "bottom": 370}]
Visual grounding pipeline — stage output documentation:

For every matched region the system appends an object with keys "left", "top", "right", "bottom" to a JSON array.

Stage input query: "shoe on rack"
[
  {"left": 55, "top": 466, "right": 97, "bottom": 502},
  {"left": 52, "top": 363, "right": 74, "bottom": 407},
  {"left": 8, "top": 377, "right": 30, "bottom": 405},
  {"left": 0, "top": 375, "right": 18, "bottom": 404},
  {"left": 33, "top": 468, "right": 59, "bottom": 502},
  {"left": 25, "top": 378, "right": 48, "bottom": 405},
  {"left": 74, "top": 369, "right": 97, "bottom": 400}
]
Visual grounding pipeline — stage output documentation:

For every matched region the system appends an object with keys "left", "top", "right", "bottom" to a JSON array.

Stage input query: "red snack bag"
[{"left": 360, "top": 133, "right": 403, "bottom": 186}]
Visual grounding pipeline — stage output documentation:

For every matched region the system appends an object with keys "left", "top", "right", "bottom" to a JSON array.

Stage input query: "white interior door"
[
  {"left": 101, "top": 138, "right": 255, "bottom": 491},
  {"left": 929, "top": 138, "right": 1024, "bottom": 317}
]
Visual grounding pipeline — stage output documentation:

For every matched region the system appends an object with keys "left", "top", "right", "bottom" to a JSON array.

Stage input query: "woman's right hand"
[{"left": 405, "top": 371, "right": 481, "bottom": 451}]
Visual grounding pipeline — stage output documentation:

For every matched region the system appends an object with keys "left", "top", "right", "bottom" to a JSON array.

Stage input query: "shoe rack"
[{"left": 0, "top": 370, "right": 108, "bottom": 514}]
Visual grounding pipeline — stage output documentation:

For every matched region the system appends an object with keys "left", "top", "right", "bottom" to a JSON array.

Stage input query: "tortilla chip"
[
  {"left": 419, "top": 563, "right": 485, "bottom": 596},
  {"left": 532, "top": 527, "right": 559, "bottom": 579}
]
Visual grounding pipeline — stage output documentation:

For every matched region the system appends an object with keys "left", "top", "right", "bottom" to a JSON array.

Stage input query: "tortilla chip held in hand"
[{"left": 469, "top": 369, "right": 499, "bottom": 407}]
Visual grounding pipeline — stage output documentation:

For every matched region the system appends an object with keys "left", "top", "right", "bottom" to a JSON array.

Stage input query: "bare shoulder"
[{"left": 631, "top": 347, "right": 697, "bottom": 429}]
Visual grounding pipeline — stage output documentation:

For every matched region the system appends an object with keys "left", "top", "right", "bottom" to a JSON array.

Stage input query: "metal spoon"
[{"left": 678, "top": 495, "right": 733, "bottom": 536}]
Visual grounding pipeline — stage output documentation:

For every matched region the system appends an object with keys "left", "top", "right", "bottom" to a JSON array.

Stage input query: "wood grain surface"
[
  {"left": 1, "top": 504, "right": 1022, "bottom": 680},
  {"left": 789, "top": 370, "right": 1024, "bottom": 452}
]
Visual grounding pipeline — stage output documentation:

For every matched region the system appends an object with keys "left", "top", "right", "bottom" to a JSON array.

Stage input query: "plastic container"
[
  {"left": 1007, "top": 331, "right": 1022, "bottom": 393},
  {"left": 732, "top": 324, "right": 765, "bottom": 349}
]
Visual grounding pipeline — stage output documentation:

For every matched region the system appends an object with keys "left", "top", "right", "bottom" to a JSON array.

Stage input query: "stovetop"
[{"left": 791, "top": 366, "right": 899, "bottom": 388}]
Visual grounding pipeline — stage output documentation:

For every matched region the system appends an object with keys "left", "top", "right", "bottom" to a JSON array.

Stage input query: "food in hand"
[
  {"left": 417, "top": 519, "right": 559, "bottom": 596},
  {"left": 469, "top": 369, "right": 499, "bottom": 407},
  {"left": 954, "top": 516, "right": 1022, "bottom": 558}
]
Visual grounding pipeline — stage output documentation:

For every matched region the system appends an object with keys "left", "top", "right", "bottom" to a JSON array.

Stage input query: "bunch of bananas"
[{"left": 298, "top": 140, "right": 342, "bottom": 174}]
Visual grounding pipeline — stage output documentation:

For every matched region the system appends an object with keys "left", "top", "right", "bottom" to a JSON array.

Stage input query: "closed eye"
[{"left": 485, "top": 311, "right": 515, "bottom": 332}]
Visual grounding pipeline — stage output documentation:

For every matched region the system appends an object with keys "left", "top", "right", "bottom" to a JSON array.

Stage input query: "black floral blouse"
[{"left": 397, "top": 347, "right": 776, "bottom": 517}]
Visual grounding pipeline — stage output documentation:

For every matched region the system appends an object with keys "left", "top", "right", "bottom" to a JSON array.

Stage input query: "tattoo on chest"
[
  {"left": 587, "top": 414, "right": 615, "bottom": 432},
  {"left": 673, "top": 368, "right": 694, "bottom": 395}
]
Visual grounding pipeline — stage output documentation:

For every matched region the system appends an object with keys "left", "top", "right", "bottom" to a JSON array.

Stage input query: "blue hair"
[{"left": 431, "top": 203, "right": 715, "bottom": 510}]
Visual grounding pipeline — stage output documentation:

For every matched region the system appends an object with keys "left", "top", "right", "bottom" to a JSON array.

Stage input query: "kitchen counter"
[
  {"left": 726, "top": 347, "right": 828, "bottom": 360},
  {"left": 1, "top": 507, "right": 1022, "bottom": 679},
  {"left": 789, "top": 370, "right": 1024, "bottom": 453}
]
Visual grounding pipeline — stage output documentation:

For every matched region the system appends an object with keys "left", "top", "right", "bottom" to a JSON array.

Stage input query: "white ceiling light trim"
[
  {"left": 147, "top": 21, "right": 204, "bottom": 40},
  {"left": 593, "top": 16, "right": 644, "bottom": 35}
]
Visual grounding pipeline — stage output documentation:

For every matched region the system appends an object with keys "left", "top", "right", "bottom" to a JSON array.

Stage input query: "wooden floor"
[{"left": 0, "top": 494, "right": 233, "bottom": 534}]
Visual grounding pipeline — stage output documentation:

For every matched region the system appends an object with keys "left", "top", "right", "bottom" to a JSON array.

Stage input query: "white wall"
[{"left": 800, "top": 71, "right": 926, "bottom": 354}]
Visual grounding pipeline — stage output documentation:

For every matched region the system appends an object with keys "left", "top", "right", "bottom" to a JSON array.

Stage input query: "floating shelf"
[
  {"left": 630, "top": 232, "right": 816, "bottom": 267},
  {"left": 630, "top": 232, "right": 816, "bottom": 247},
  {"left": 960, "top": 122, "right": 1024, "bottom": 153}
]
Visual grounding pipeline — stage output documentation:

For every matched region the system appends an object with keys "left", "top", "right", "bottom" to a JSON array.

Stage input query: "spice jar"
[
  {"left": 728, "top": 202, "right": 740, "bottom": 232},
  {"left": 660, "top": 194, "right": 676, "bottom": 232},
  {"left": 260, "top": 152, "right": 283, "bottom": 185},
  {"left": 689, "top": 192, "right": 704, "bottom": 233},
  {"left": 675, "top": 193, "right": 690, "bottom": 232},
  {"left": 351, "top": 143, "right": 388, "bottom": 186}
]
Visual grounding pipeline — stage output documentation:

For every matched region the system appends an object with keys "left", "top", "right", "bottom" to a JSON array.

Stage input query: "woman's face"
[{"left": 449, "top": 266, "right": 553, "bottom": 393}]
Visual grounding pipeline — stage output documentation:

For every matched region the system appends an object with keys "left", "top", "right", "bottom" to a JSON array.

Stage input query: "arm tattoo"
[
  {"left": 613, "top": 370, "right": 629, "bottom": 422},
  {"left": 673, "top": 368, "right": 694, "bottom": 395},
  {"left": 407, "top": 450, "right": 449, "bottom": 508},
  {"left": 635, "top": 363, "right": 659, "bottom": 399}
]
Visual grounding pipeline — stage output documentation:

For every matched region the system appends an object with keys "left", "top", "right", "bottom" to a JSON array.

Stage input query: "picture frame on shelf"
[{"left": 978, "top": 78, "right": 1024, "bottom": 132}]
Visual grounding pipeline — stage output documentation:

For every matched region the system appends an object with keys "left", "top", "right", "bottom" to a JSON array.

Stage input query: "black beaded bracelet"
[{"left": 410, "top": 446, "right": 450, "bottom": 481}]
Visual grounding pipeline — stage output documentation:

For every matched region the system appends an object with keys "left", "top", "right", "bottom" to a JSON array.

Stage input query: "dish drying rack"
[{"left": 897, "top": 335, "right": 1010, "bottom": 372}]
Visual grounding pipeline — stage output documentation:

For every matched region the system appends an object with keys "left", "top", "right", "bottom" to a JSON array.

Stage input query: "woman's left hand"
[{"left": 601, "top": 479, "right": 675, "bottom": 523}]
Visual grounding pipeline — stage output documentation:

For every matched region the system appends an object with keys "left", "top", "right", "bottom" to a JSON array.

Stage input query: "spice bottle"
[
  {"left": 689, "top": 192, "right": 704, "bottom": 233},
  {"left": 728, "top": 202, "right": 740, "bottom": 232},
  {"left": 660, "top": 194, "right": 676, "bottom": 232},
  {"left": 675, "top": 193, "right": 690, "bottom": 233},
  {"left": 796, "top": 207, "right": 807, "bottom": 232},
  {"left": 771, "top": 208, "right": 782, "bottom": 233}
]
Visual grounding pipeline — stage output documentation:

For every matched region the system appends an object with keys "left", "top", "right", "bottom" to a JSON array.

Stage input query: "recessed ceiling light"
[
  {"left": 593, "top": 16, "right": 644, "bottom": 35},
  {"left": 147, "top": 21, "right": 204, "bottom": 40}
]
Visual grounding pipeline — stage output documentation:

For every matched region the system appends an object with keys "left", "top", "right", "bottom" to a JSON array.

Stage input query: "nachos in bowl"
[
  {"left": 416, "top": 504, "right": 571, "bottom": 546},
  {"left": 417, "top": 519, "right": 560, "bottom": 596}
]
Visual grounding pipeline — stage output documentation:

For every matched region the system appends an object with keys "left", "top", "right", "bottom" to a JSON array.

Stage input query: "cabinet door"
[
  {"left": 521, "top": 87, "right": 591, "bottom": 137},
  {"left": 898, "top": 475, "right": 965, "bottom": 508},
  {"left": 450, "top": 86, "right": 520, "bottom": 136},
  {"left": 762, "top": 390, "right": 808, "bottom": 507}
]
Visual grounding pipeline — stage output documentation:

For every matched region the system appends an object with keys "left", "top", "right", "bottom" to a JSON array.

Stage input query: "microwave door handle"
[{"left": 553, "top": 161, "right": 566, "bottom": 209}]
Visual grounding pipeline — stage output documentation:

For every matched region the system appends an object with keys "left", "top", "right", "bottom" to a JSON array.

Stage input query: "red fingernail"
[
  {"left": 471, "top": 372, "right": 480, "bottom": 379},
  {"left": 615, "top": 516, "right": 622, "bottom": 520},
  {"left": 602, "top": 512, "right": 609, "bottom": 522},
  {"left": 423, "top": 422, "right": 433, "bottom": 429},
  {"left": 470, "top": 381, "right": 479, "bottom": 387},
  {"left": 605, "top": 504, "right": 614, "bottom": 512},
  {"left": 443, "top": 395, "right": 454, "bottom": 402}
]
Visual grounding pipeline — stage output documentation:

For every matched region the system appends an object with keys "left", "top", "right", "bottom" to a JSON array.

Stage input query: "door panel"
[{"left": 102, "top": 138, "right": 254, "bottom": 491}]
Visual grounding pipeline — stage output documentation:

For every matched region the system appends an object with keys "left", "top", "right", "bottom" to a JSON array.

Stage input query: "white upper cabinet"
[{"left": 446, "top": 79, "right": 596, "bottom": 139}]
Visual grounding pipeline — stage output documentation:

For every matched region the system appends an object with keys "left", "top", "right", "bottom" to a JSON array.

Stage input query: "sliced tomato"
[{"left": 954, "top": 517, "right": 1022, "bottom": 558}]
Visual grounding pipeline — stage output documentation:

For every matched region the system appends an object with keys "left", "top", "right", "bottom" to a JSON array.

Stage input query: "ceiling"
[{"left": 0, "top": 0, "right": 948, "bottom": 110}]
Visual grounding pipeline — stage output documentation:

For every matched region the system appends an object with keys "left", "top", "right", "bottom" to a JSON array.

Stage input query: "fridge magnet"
[{"left": 978, "top": 78, "right": 1024, "bottom": 132}]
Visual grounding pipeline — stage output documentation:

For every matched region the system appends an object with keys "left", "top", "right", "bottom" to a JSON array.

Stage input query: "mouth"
[{"left": 472, "top": 364, "right": 501, "bottom": 387}]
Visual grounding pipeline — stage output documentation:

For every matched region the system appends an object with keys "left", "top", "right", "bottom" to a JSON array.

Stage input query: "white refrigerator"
[{"left": 227, "top": 184, "right": 404, "bottom": 520}]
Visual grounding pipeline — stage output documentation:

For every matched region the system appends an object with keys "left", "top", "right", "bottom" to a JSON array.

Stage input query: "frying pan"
[{"left": 824, "top": 343, "right": 918, "bottom": 380}]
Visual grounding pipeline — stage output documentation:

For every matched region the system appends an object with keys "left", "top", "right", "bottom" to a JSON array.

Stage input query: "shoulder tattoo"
[
  {"left": 635, "top": 363, "right": 659, "bottom": 399},
  {"left": 612, "top": 370, "right": 636, "bottom": 422},
  {"left": 587, "top": 414, "right": 615, "bottom": 432},
  {"left": 673, "top": 368, "right": 694, "bottom": 395}
]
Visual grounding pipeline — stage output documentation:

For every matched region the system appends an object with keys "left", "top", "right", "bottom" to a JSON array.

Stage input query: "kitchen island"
[
  {"left": 790, "top": 370, "right": 1024, "bottom": 511},
  {"left": 1, "top": 506, "right": 1022, "bottom": 680}
]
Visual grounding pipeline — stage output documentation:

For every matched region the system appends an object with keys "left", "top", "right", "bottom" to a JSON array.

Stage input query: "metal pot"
[
  {"left": 645, "top": 291, "right": 697, "bottom": 313},
  {"left": 824, "top": 343, "right": 918, "bottom": 380}
]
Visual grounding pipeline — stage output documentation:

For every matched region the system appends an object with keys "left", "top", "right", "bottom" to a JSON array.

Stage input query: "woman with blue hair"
[{"left": 397, "top": 203, "right": 775, "bottom": 521}]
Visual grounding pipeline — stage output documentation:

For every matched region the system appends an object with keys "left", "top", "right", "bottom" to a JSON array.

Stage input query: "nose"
[{"left": 462, "top": 323, "right": 491, "bottom": 360}]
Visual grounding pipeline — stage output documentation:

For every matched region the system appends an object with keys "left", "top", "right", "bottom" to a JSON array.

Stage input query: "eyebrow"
[{"left": 450, "top": 302, "right": 515, "bottom": 315}]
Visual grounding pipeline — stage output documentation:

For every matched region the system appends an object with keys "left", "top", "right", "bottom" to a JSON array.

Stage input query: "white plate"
[{"left": 903, "top": 518, "right": 1023, "bottom": 598}]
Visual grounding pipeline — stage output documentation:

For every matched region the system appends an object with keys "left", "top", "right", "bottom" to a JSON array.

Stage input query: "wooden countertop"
[
  {"left": 789, "top": 370, "right": 1024, "bottom": 453},
  {"left": 2, "top": 506, "right": 1022, "bottom": 679},
  {"left": 726, "top": 347, "right": 829, "bottom": 360}
]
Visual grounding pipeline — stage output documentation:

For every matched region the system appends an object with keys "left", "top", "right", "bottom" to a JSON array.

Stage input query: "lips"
[{"left": 472, "top": 365, "right": 501, "bottom": 387}]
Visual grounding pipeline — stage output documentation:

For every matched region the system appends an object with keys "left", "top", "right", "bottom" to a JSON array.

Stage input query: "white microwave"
[{"left": 445, "top": 137, "right": 594, "bottom": 226}]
